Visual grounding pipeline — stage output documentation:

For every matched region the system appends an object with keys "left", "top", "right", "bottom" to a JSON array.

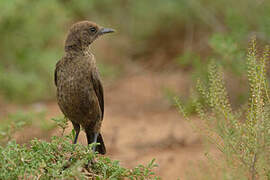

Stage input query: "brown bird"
[{"left": 54, "top": 21, "right": 114, "bottom": 154}]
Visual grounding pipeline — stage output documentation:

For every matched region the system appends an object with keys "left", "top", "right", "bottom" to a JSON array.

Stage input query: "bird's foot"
[{"left": 85, "top": 157, "right": 97, "bottom": 171}]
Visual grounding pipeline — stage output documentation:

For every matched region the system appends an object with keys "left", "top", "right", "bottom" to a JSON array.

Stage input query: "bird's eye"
[{"left": 89, "top": 27, "right": 97, "bottom": 33}]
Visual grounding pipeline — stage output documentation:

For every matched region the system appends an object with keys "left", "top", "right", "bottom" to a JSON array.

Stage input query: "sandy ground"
[{"left": 3, "top": 65, "right": 214, "bottom": 179}]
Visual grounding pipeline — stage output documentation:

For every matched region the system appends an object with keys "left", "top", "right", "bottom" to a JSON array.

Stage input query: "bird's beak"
[{"left": 99, "top": 28, "right": 115, "bottom": 35}]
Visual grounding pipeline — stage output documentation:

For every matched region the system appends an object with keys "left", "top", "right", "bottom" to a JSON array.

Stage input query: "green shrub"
[
  {"left": 0, "top": 117, "right": 160, "bottom": 179},
  {"left": 176, "top": 37, "right": 270, "bottom": 179},
  {"left": 0, "top": 137, "right": 160, "bottom": 179}
]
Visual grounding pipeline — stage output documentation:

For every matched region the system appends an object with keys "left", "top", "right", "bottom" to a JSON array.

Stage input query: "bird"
[{"left": 54, "top": 21, "right": 114, "bottom": 154}]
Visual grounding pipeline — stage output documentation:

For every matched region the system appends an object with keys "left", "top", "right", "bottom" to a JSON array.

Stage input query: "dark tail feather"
[{"left": 97, "top": 133, "right": 106, "bottom": 155}]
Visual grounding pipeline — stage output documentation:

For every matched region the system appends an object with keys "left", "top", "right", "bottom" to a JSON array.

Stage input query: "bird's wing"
[
  {"left": 54, "top": 68, "right": 58, "bottom": 86},
  {"left": 91, "top": 70, "right": 104, "bottom": 119},
  {"left": 54, "top": 61, "right": 61, "bottom": 86}
]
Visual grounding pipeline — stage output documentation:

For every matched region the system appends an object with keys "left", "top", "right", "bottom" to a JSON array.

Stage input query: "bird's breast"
[{"left": 56, "top": 62, "right": 100, "bottom": 122}]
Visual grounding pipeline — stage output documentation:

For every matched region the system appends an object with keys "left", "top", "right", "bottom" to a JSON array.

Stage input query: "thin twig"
[{"left": 251, "top": 153, "right": 257, "bottom": 180}]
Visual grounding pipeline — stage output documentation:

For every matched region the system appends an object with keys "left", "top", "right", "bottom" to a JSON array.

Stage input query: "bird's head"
[{"left": 65, "top": 21, "right": 115, "bottom": 52}]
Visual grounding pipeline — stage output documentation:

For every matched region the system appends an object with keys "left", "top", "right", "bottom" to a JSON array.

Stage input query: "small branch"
[{"left": 251, "top": 153, "right": 257, "bottom": 180}]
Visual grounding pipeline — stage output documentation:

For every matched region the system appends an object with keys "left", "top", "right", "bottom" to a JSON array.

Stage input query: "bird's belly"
[{"left": 57, "top": 79, "right": 101, "bottom": 127}]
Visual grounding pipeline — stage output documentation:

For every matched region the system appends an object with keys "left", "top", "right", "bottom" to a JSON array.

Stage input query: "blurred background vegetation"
[{"left": 0, "top": 0, "right": 269, "bottom": 104}]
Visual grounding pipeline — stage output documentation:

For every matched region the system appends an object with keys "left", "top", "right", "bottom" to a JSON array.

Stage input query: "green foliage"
[
  {"left": 0, "top": 137, "right": 159, "bottom": 179},
  {"left": 0, "top": 116, "right": 160, "bottom": 179},
  {"left": 176, "top": 38, "right": 270, "bottom": 179},
  {"left": 209, "top": 34, "right": 246, "bottom": 75},
  {"left": 0, "top": 0, "right": 68, "bottom": 102},
  {"left": 176, "top": 51, "right": 203, "bottom": 75},
  {"left": 0, "top": 110, "right": 54, "bottom": 143},
  {"left": 0, "top": 0, "right": 120, "bottom": 103},
  {"left": 51, "top": 116, "right": 68, "bottom": 135},
  {"left": 174, "top": 0, "right": 270, "bottom": 109}
]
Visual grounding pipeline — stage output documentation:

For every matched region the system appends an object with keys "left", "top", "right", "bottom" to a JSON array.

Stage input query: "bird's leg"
[
  {"left": 86, "top": 131, "right": 99, "bottom": 153},
  {"left": 85, "top": 131, "right": 99, "bottom": 167},
  {"left": 71, "top": 122, "right": 80, "bottom": 144},
  {"left": 63, "top": 122, "right": 80, "bottom": 168},
  {"left": 92, "top": 133, "right": 99, "bottom": 152}
]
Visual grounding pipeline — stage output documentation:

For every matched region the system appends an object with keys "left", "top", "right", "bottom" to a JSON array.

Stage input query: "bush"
[
  {"left": 0, "top": 117, "right": 160, "bottom": 179},
  {"left": 0, "top": 137, "right": 160, "bottom": 179},
  {"left": 176, "top": 37, "right": 270, "bottom": 179}
]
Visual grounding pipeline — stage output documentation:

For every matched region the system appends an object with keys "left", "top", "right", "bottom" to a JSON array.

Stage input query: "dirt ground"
[{"left": 4, "top": 62, "right": 214, "bottom": 179}]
